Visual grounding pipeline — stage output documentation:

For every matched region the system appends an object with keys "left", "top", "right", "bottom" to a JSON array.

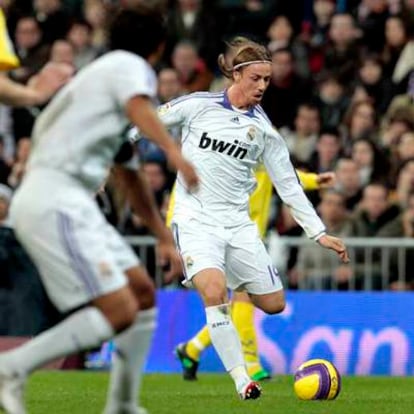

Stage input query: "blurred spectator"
[
  {"left": 324, "top": 13, "right": 361, "bottom": 84},
  {"left": 165, "top": 0, "right": 223, "bottom": 70},
  {"left": 142, "top": 159, "right": 171, "bottom": 216},
  {"left": 49, "top": 39, "right": 75, "bottom": 66},
  {"left": 354, "top": 54, "right": 394, "bottom": 112},
  {"left": 341, "top": 99, "right": 379, "bottom": 152},
  {"left": 308, "top": 127, "right": 343, "bottom": 173},
  {"left": 296, "top": 190, "right": 351, "bottom": 289},
  {"left": 266, "top": 15, "right": 309, "bottom": 78},
  {"left": 334, "top": 157, "right": 363, "bottom": 210},
  {"left": 356, "top": 0, "right": 390, "bottom": 53},
  {"left": 33, "top": 0, "right": 71, "bottom": 44},
  {"left": 66, "top": 19, "right": 100, "bottom": 70},
  {"left": 380, "top": 106, "right": 414, "bottom": 149},
  {"left": 171, "top": 40, "right": 213, "bottom": 92},
  {"left": 12, "top": 16, "right": 49, "bottom": 83},
  {"left": 346, "top": 182, "right": 401, "bottom": 289},
  {"left": 397, "top": 131, "right": 414, "bottom": 161},
  {"left": 382, "top": 15, "right": 409, "bottom": 77},
  {"left": 8, "top": 137, "right": 30, "bottom": 189},
  {"left": 157, "top": 67, "right": 182, "bottom": 103},
  {"left": 262, "top": 47, "right": 312, "bottom": 129},
  {"left": 83, "top": 0, "right": 108, "bottom": 50},
  {"left": 281, "top": 103, "right": 320, "bottom": 164},
  {"left": 394, "top": 157, "right": 414, "bottom": 207},
  {"left": 314, "top": 73, "right": 349, "bottom": 129},
  {"left": 391, "top": 37, "right": 414, "bottom": 95},
  {"left": 351, "top": 137, "right": 390, "bottom": 186},
  {"left": 0, "top": 183, "right": 12, "bottom": 226},
  {"left": 304, "top": 0, "right": 336, "bottom": 74}
]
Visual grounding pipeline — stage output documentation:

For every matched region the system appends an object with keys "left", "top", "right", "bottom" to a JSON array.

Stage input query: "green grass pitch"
[{"left": 26, "top": 371, "right": 414, "bottom": 414}]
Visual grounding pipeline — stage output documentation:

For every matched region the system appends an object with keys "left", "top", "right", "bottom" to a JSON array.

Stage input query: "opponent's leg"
[
  {"left": 232, "top": 291, "right": 271, "bottom": 381},
  {"left": 175, "top": 325, "right": 211, "bottom": 380}
]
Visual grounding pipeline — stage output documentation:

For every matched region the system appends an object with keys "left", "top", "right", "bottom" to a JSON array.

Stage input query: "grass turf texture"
[{"left": 26, "top": 372, "right": 414, "bottom": 414}]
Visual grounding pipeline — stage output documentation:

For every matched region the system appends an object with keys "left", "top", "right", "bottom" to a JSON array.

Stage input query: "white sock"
[
  {"left": 105, "top": 308, "right": 157, "bottom": 411},
  {"left": 205, "top": 304, "right": 249, "bottom": 388},
  {"left": 0, "top": 307, "right": 114, "bottom": 376}
]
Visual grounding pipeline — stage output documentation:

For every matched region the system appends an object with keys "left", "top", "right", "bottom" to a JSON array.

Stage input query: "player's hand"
[
  {"left": 316, "top": 172, "right": 336, "bottom": 189},
  {"left": 156, "top": 238, "right": 183, "bottom": 283},
  {"left": 317, "top": 234, "right": 349, "bottom": 263},
  {"left": 28, "top": 62, "right": 74, "bottom": 105}
]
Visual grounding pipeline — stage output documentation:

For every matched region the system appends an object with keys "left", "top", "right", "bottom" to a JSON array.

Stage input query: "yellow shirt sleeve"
[
  {"left": 0, "top": 9, "right": 19, "bottom": 70},
  {"left": 296, "top": 171, "right": 319, "bottom": 191},
  {"left": 166, "top": 183, "right": 175, "bottom": 228}
]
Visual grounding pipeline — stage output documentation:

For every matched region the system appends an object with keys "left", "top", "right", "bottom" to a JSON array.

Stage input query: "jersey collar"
[{"left": 220, "top": 89, "right": 258, "bottom": 119}]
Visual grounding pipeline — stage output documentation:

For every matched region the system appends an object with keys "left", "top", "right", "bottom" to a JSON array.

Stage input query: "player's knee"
[
  {"left": 201, "top": 284, "right": 227, "bottom": 306},
  {"left": 126, "top": 266, "right": 156, "bottom": 309},
  {"left": 134, "top": 278, "right": 156, "bottom": 310}
]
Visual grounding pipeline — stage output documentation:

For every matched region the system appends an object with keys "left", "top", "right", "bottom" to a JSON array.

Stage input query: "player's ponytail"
[{"left": 218, "top": 37, "right": 271, "bottom": 79}]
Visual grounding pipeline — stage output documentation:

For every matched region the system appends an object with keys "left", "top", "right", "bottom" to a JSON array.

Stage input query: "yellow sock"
[
  {"left": 186, "top": 326, "right": 212, "bottom": 361},
  {"left": 231, "top": 300, "right": 262, "bottom": 376}
]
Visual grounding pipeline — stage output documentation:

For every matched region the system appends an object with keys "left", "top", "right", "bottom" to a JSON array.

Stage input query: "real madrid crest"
[
  {"left": 185, "top": 256, "right": 194, "bottom": 268},
  {"left": 157, "top": 103, "right": 171, "bottom": 115},
  {"left": 247, "top": 126, "right": 256, "bottom": 141}
]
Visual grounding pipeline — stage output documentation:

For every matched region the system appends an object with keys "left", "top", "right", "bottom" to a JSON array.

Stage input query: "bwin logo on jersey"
[{"left": 199, "top": 132, "right": 247, "bottom": 159}]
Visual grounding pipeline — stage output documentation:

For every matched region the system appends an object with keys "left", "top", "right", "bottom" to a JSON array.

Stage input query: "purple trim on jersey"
[
  {"left": 171, "top": 222, "right": 188, "bottom": 281},
  {"left": 295, "top": 364, "right": 331, "bottom": 399},
  {"left": 170, "top": 91, "right": 224, "bottom": 107},
  {"left": 267, "top": 265, "right": 275, "bottom": 285},
  {"left": 57, "top": 212, "right": 100, "bottom": 297},
  {"left": 219, "top": 90, "right": 259, "bottom": 119}
]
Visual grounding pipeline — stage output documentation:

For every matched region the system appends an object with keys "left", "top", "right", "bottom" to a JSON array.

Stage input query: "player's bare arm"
[
  {"left": 112, "top": 164, "right": 182, "bottom": 281},
  {"left": 316, "top": 172, "right": 336, "bottom": 188},
  {"left": 0, "top": 62, "right": 73, "bottom": 107},
  {"left": 317, "top": 234, "right": 350, "bottom": 263},
  {"left": 126, "top": 95, "right": 199, "bottom": 191}
]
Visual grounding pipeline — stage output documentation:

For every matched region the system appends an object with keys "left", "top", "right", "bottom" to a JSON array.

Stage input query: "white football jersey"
[
  {"left": 160, "top": 91, "right": 326, "bottom": 239},
  {"left": 28, "top": 50, "right": 157, "bottom": 192}
]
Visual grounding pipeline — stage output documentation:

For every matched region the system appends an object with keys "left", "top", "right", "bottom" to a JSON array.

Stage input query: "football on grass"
[{"left": 294, "top": 358, "right": 341, "bottom": 400}]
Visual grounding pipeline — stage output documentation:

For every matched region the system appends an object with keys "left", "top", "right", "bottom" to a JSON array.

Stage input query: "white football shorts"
[
  {"left": 10, "top": 169, "right": 139, "bottom": 312},
  {"left": 171, "top": 217, "right": 283, "bottom": 295}
]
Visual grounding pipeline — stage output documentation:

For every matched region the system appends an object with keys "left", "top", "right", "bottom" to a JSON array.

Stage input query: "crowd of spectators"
[{"left": 1, "top": 0, "right": 414, "bottom": 291}]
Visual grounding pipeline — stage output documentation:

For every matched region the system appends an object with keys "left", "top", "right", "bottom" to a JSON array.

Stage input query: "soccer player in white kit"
[
  {"left": 0, "top": 8, "right": 198, "bottom": 414},
  {"left": 158, "top": 41, "right": 349, "bottom": 400}
]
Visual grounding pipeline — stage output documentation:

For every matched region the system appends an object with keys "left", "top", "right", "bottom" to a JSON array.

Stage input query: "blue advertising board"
[{"left": 88, "top": 290, "right": 414, "bottom": 376}]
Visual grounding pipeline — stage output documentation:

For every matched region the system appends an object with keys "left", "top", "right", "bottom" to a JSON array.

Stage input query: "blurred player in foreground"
[
  {"left": 0, "top": 7, "right": 198, "bottom": 414},
  {"left": 158, "top": 39, "right": 348, "bottom": 400}
]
